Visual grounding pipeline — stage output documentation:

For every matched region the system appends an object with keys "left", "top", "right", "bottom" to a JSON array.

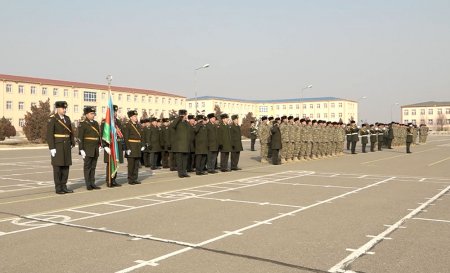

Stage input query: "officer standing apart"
[
  {"left": 230, "top": 115, "right": 243, "bottom": 170},
  {"left": 249, "top": 120, "right": 257, "bottom": 151},
  {"left": 406, "top": 123, "right": 414, "bottom": 153},
  {"left": 123, "top": 110, "right": 143, "bottom": 185},
  {"left": 46, "top": 101, "right": 75, "bottom": 194},
  {"left": 77, "top": 106, "right": 102, "bottom": 190}
]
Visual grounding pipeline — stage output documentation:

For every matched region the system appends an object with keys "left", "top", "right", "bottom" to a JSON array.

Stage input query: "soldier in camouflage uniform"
[
  {"left": 298, "top": 119, "right": 307, "bottom": 160},
  {"left": 303, "top": 119, "right": 313, "bottom": 160},
  {"left": 412, "top": 125, "right": 418, "bottom": 145},
  {"left": 419, "top": 124, "right": 429, "bottom": 143},
  {"left": 287, "top": 116, "right": 295, "bottom": 162},
  {"left": 258, "top": 116, "right": 270, "bottom": 163},
  {"left": 337, "top": 122, "right": 346, "bottom": 155},
  {"left": 292, "top": 118, "right": 301, "bottom": 161},
  {"left": 279, "top": 116, "right": 290, "bottom": 164},
  {"left": 311, "top": 120, "right": 320, "bottom": 159}
]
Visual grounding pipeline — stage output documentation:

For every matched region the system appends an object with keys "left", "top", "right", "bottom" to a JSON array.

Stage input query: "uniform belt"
[
  {"left": 351, "top": 133, "right": 358, "bottom": 135},
  {"left": 54, "top": 134, "right": 70, "bottom": 138},
  {"left": 361, "top": 135, "right": 368, "bottom": 137},
  {"left": 84, "top": 137, "right": 99, "bottom": 141},
  {"left": 128, "top": 139, "right": 141, "bottom": 143}
]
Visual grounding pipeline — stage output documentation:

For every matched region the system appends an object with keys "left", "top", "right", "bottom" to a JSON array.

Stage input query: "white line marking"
[
  {"left": 346, "top": 248, "right": 374, "bottom": 255},
  {"left": 413, "top": 217, "right": 450, "bottom": 224},
  {"left": 328, "top": 183, "right": 450, "bottom": 273},
  {"left": 366, "top": 235, "right": 391, "bottom": 240},
  {"left": 428, "top": 156, "right": 450, "bottom": 167},
  {"left": 66, "top": 209, "right": 101, "bottom": 216}
]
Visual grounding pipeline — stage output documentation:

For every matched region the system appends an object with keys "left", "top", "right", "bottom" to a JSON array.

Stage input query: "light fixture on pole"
[
  {"left": 194, "top": 64, "right": 210, "bottom": 114},
  {"left": 300, "top": 84, "right": 312, "bottom": 117},
  {"left": 391, "top": 102, "right": 399, "bottom": 121}
]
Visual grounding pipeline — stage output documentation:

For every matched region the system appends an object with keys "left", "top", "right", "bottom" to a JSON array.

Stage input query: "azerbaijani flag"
[{"left": 102, "top": 90, "right": 119, "bottom": 181}]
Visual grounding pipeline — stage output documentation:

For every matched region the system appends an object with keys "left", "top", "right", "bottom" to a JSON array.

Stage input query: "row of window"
[
  {"left": 404, "top": 108, "right": 450, "bottom": 116},
  {"left": 404, "top": 119, "right": 450, "bottom": 125}
]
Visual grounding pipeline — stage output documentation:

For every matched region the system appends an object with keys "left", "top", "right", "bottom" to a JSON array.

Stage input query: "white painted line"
[
  {"left": 223, "top": 231, "right": 243, "bottom": 235},
  {"left": 366, "top": 235, "right": 392, "bottom": 240},
  {"left": 358, "top": 175, "right": 368, "bottom": 178},
  {"left": 428, "top": 156, "right": 450, "bottom": 167},
  {"left": 346, "top": 248, "right": 374, "bottom": 255},
  {"left": 253, "top": 221, "right": 272, "bottom": 225},
  {"left": 105, "top": 203, "right": 136, "bottom": 208},
  {"left": 66, "top": 209, "right": 101, "bottom": 216},
  {"left": 383, "top": 225, "right": 406, "bottom": 229},
  {"left": 413, "top": 217, "right": 450, "bottom": 224},
  {"left": 328, "top": 183, "right": 450, "bottom": 273},
  {"left": 419, "top": 178, "right": 426, "bottom": 182}
]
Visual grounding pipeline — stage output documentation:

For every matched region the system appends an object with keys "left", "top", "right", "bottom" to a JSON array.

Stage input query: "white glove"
[
  {"left": 104, "top": 147, "right": 111, "bottom": 154},
  {"left": 140, "top": 146, "right": 145, "bottom": 151},
  {"left": 80, "top": 150, "right": 86, "bottom": 159},
  {"left": 50, "top": 149, "right": 56, "bottom": 157},
  {"left": 126, "top": 149, "right": 131, "bottom": 156},
  {"left": 99, "top": 147, "right": 104, "bottom": 153}
]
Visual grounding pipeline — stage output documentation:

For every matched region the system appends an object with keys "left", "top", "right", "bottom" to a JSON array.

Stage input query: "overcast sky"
[{"left": 1, "top": 0, "right": 449, "bottom": 122}]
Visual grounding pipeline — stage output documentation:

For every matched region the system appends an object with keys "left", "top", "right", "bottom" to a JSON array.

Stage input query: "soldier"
[
  {"left": 194, "top": 115, "right": 208, "bottom": 175},
  {"left": 336, "top": 122, "right": 345, "bottom": 155},
  {"left": 147, "top": 117, "right": 163, "bottom": 170},
  {"left": 287, "top": 116, "right": 295, "bottom": 162},
  {"left": 160, "top": 118, "right": 171, "bottom": 168},
  {"left": 249, "top": 120, "right": 257, "bottom": 151},
  {"left": 270, "top": 118, "right": 282, "bottom": 165},
  {"left": 350, "top": 120, "right": 359, "bottom": 154},
  {"left": 377, "top": 123, "right": 385, "bottom": 151},
  {"left": 258, "top": 116, "right": 270, "bottom": 163},
  {"left": 206, "top": 113, "right": 219, "bottom": 173},
  {"left": 101, "top": 105, "right": 123, "bottom": 187},
  {"left": 369, "top": 124, "right": 377, "bottom": 152},
  {"left": 293, "top": 117, "right": 301, "bottom": 161},
  {"left": 345, "top": 124, "right": 352, "bottom": 150},
  {"left": 311, "top": 120, "right": 320, "bottom": 159},
  {"left": 47, "top": 101, "right": 75, "bottom": 194},
  {"left": 303, "top": 119, "right": 313, "bottom": 160},
  {"left": 386, "top": 122, "right": 394, "bottom": 149},
  {"left": 218, "top": 113, "right": 232, "bottom": 172},
  {"left": 142, "top": 118, "right": 152, "bottom": 168},
  {"left": 279, "top": 116, "right": 289, "bottom": 163},
  {"left": 123, "top": 110, "right": 144, "bottom": 185},
  {"left": 359, "top": 123, "right": 369, "bottom": 153},
  {"left": 406, "top": 123, "right": 414, "bottom": 153},
  {"left": 230, "top": 114, "right": 243, "bottom": 170},
  {"left": 267, "top": 116, "right": 274, "bottom": 159},
  {"left": 187, "top": 115, "right": 197, "bottom": 172},
  {"left": 171, "top": 109, "right": 192, "bottom": 178},
  {"left": 78, "top": 106, "right": 102, "bottom": 190}
]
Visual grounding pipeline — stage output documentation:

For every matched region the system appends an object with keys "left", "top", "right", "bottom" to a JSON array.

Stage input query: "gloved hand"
[
  {"left": 80, "top": 150, "right": 86, "bottom": 159},
  {"left": 126, "top": 150, "right": 131, "bottom": 156},
  {"left": 104, "top": 147, "right": 111, "bottom": 154},
  {"left": 50, "top": 149, "right": 56, "bottom": 157},
  {"left": 141, "top": 146, "right": 145, "bottom": 151}
]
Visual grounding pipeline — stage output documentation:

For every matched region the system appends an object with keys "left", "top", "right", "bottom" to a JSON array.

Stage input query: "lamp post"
[
  {"left": 194, "top": 64, "right": 210, "bottom": 114},
  {"left": 390, "top": 102, "right": 399, "bottom": 122},
  {"left": 300, "top": 84, "right": 312, "bottom": 117},
  {"left": 358, "top": 96, "right": 367, "bottom": 124}
]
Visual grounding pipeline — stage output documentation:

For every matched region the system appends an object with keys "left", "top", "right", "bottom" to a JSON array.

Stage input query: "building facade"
[
  {"left": 401, "top": 101, "right": 450, "bottom": 130},
  {"left": 0, "top": 74, "right": 186, "bottom": 131},
  {"left": 187, "top": 96, "right": 358, "bottom": 122}
]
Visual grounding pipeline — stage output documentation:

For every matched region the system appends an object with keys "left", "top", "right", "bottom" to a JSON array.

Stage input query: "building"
[
  {"left": 187, "top": 96, "right": 358, "bottom": 122},
  {"left": 0, "top": 74, "right": 186, "bottom": 131},
  {"left": 401, "top": 101, "right": 450, "bottom": 129}
]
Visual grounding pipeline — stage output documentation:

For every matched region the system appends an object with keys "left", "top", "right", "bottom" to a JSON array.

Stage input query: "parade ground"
[{"left": 1, "top": 136, "right": 450, "bottom": 273}]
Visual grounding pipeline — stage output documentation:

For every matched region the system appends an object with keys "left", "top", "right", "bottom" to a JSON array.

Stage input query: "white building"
[{"left": 401, "top": 101, "right": 450, "bottom": 130}]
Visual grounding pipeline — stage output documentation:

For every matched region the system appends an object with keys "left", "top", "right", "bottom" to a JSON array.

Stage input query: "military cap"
[
  {"left": 196, "top": 115, "right": 205, "bottom": 120},
  {"left": 148, "top": 117, "right": 156, "bottom": 122},
  {"left": 162, "top": 118, "right": 169, "bottom": 122},
  {"left": 231, "top": 114, "right": 238, "bottom": 120},
  {"left": 127, "top": 110, "right": 138, "bottom": 118},
  {"left": 332, "top": 122, "right": 337, "bottom": 125},
  {"left": 207, "top": 113, "right": 216, "bottom": 119},
  {"left": 306, "top": 120, "right": 312, "bottom": 124},
  {"left": 55, "top": 101, "right": 68, "bottom": 108},
  {"left": 261, "top": 116, "right": 268, "bottom": 121},
  {"left": 300, "top": 118, "right": 305, "bottom": 122},
  {"left": 370, "top": 124, "right": 374, "bottom": 127},
  {"left": 339, "top": 122, "right": 343, "bottom": 125},
  {"left": 275, "top": 117, "right": 281, "bottom": 121},
  {"left": 294, "top": 117, "right": 299, "bottom": 122},
  {"left": 350, "top": 120, "right": 356, "bottom": 124},
  {"left": 268, "top": 116, "right": 274, "bottom": 121},
  {"left": 83, "top": 106, "right": 96, "bottom": 115},
  {"left": 187, "top": 115, "right": 195, "bottom": 120},
  {"left": 312, "top": 119, "right": 317, "bottom": 124},
  {"left": 288, "top": 116, "right": 294, "bottom": 120},
  {"left": 250, "top": 120, "right": 255, "bottom": 123},
  {"left": 178, "top": 109, "right": 187, "bottom": 116},
  {"left": 157, "top": 119, "right": 161, "bottom": 122},
  {"left": 113, "top": 105, "right": 118, "bottom": 112},
  {"left": 220, "top": 113, "right": 229, "bottom": 119},
  {"left": 281, "top": 115, "right": 287, "bottom": 120}
]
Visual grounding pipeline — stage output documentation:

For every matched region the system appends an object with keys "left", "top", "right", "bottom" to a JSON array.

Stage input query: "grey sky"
[{"left": 1, "top": 0, "right": 449, "bottom": 122}]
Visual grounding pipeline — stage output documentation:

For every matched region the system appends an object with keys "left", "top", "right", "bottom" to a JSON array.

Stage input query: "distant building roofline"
[
  {"left": 401, "top": 101, "right": 450, "bottom": 108},
  {"left": 187, "top": 95, "right": 356, "bottom": 103}
]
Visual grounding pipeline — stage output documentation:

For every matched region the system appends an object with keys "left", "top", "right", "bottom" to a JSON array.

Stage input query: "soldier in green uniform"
[
  {"left": 350, "top": 121, "right": 359, "bottom": 154},
  {"left": 377, "top": 123, "right": 385, "bottom": 151},
  {"left": 123, "top": 110, "right": 144, "bottom": 184},
  {"left": 160, "top": 118, "right": 171, "bottom": 168},
  {"left": 142, "top": 118, "right": 151, "bottom": 167},
  {"left": 171, "top": 110, "right": 192, "bottom": 178},
  {"left": 218, "top": 113, "right": 233, "bottom": 172},
  {"left": 386, "top": 122, "right": 394, "bottom": 149},
  {"left": 101, "top": 105, "right": 123, "bottom": 187},
  {"left": 359, "top": 123, "right": 369, "bottom": 153},
  {"left": 249, "top": 120, "right": 258, "bottom": 151},
  {"left": 194, "top": 115, "right": 208, "bottom": 175},
  {"left": 187, "top": 115, "right": 197, "bottom": 172},
  {"left": 78, "top": 106, "right": 102, "bottom": 190},
  {"left": 369, "top": 124, "right": 377, "bottom": 152},
  {"left": 406, "top": 123, "right": 414, "bottom": 153},
  {"left": 270, "top": 118, "right": 282, "bottom": 165},
  {"left": 147, "top": 117, "right": 163, "bottom": 170},
  {"left": 230, "top": 115, "right": 243, "bottom": 170},
  {"left": 293, "top": 118, "right": 301, "bottom": 161},
  {"left": 47, "top": 101, "right": 75, "bottom": 194},
  {"left": 345, "top": 124, "right": 352, "bottom": 150},
  {"left": 206, "top": 113, "right": 219, "bottom": 173},
  {"left": 258, "top": 116, "right": 270, "bottom": 163}
]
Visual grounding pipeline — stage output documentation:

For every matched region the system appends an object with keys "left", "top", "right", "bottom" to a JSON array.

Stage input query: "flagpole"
[{"left": 106, "top": 74, "right": 113, "bottom": 187}]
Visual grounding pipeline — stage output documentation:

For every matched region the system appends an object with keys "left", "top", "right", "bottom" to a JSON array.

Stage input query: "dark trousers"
[
  {"left": 53, "top": 166, "right": 70, "bottom": 192},
  {"left": 378, "top": 141, "right": 383, "bottom": 151},
  {"left": 207, "top": 151, "right": 218, "bottom": 171},
  {"left": 105, "top": 160, "right": 117, "bottom": 185},
  {"left": 231, "top": 151, "right": 240, "bottom": 169},
  {"left": 272, "top": 149, "right": 280, "bottom": 165},
  {"left": 370, "top": 142, "right": 376, "bottom": 152},
  {"left": 127, "top": 157, "right": 140, "bottom": 183},
  {"left": 351, "top": 141, "right": 357, "bottom": 154},
  {"left": 176, "top": 152, "right": 189, "bottom": 176},
  {"left": 162, "top": 151, "right": 169, "bottom": 168},
  {"left": 220, "top": 152, "right": 230, "bottom": 170},
  {"left": 362, "top": 143, "right": 367, "bottom": 153},
  {"left": 250, "top": 138, "right": 256, "bottom": 151},
  {"left": 406, "top": 142, "right": 412, "bottom": 153},
  {"left": 347, "top": 140, "right": 351, "bottom": 150},
  {"left": 387, "top": 138, "right": 393, "bottom": 149},
  {"left": 83, "top": 156, "right": 98, "bottom": 187},
  {"left": 195, "top": 154, "right": 207, "bottom": 173},
  {"left": 150, "top": 152, "right": 159, "bottom": 169},
  {"left": 143, "top": 152, "right": 151, "bottom": 167},
  {"left": 187, "top": 152, "right": 195, "bottom": 171},
  {"left": 169, "top": 152, "right": 177, "bottom": 170}
]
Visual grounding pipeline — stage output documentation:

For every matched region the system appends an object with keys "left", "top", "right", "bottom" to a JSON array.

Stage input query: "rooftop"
[
  {"left": 401, "top": 101, "right": 450, "bottom": 108},
  {"left": 187, "top": 95, "right": 355, "bottom": 103},
  {"left": 0, "top": 73, "right": 185, "bottom": 98}
]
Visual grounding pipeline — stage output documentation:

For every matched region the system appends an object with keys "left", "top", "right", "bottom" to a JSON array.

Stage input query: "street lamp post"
[
  {"left": 300, "top": 84, "right": 312, "bottom": 117},
  {"left": 390, "top": 102, "right": 399, "bottom": 122},
  {"left": 194, "top": 64, "right": 210, "bottom": 114},
  {"left": 358, "top": 96, "right": 367, "bottom": 124}
]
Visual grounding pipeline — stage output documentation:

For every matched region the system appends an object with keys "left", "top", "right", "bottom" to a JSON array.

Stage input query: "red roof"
[{"left": 0, "top": 73, "right": 185, "bottom": 98}]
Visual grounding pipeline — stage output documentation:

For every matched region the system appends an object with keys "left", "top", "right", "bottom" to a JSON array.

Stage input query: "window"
[
  {"left": 339, "top": 113, "right": 343, "bottom": 117},
  {"left": 18, "top": 102, "right": 24, "bottom": 110},
  {"left": 324, "top": 113, "right": 328, "bottom": 118},
  {"left": 447, "top": 119, "right": 450, "bottom": 124},
  {"left": 428, "top": 109, "right": 433, "bottom": 115},
  {"left": 303, "top": 104, "right": 306, "bottom": 109},
  {"left": 175, "top": 99, "right": 178, "bottom": 104},
  {"left": 428, "top": 119, "right": 433, "bottom": 125},
  {"left": 19, "top": 118, "right": 25, "bottom": 127},
  {"left": 316, "top": 104, "right": 320, "bottom": 109},
  {"left": 338, "top": 102, "right": 343, "bottom": 108},
  {"left": 276, "top": 105, "right": 280, "bottom": 110},
  {"left": 142, "top": 96, "right": 145, "bottom": 103},
  {"left": 6, "top": 84, "right": 12, "bottom": 93},
  {"left": 317, "top": 113, "right": 320, "bottom": 118},
  {"left": 202, "top": 102, "right": 205, "bottom": 107},
  {"left": 53, "top": 88, "right": 58, "bottom": 96},
  {"left": 420, "top": 109, "right": 425, "bottom": 115},
  {"left": 42, "top": 87, "right": 47, "bottom": 95},
  {"left": 102, "top": 106, "right": 106, "bottom": 113},
  {"left": 31, "top": 86, "right": 36, "bottom": 95},
  {"left": 404, "top": 119, "right": 408, "bottom": 123},
  {"left": 74, "top": 105, "right": 79, "bottom": 113},
  {"left": 296, "top": 104, "right": 300, "bottom": 109},
  {"left": 148, "top": 96, "right": 152, "bottom": 103},
  {"left": 19, "top": 85, "right": 24, "bottom": 94},
  {"left": 302, "top": 114, "right": 307, "bottom": 118},
  {"left": 331, "top": 103, "right": 335, "bottom": 108},
  {"left": 119, "top": 107, "right": 123, "bottom": 114},
  {"left": 155, "top": 97, "right": 159, "bottom": 103},
  {"left": 324, "top": 103, "right": 328, "bottom": 108},
  {"left": 189, "top": 103, "right": 192, "bottom": 108},
  {"left": 411, "top": 109, "right": 416, "bottom": 115},
  {"left": 6, "top": 101, "right": 12, "bottom": 110},
  {"left": 289, "top": 105, "right": 293, "bottom": 110},
  {"left": 259, "top": 106, "right": 268, "bottom": 112},
  {"left": 134, "top": 95, "right": 138, "bottom": 102},
  {"left": 438, "top": 108, "right": 442, "bottom": 114},
  {"left": 83, "top": 91, "right": 97, "bottom": 102},
  {"left": 420, "top": 119, "right": 425, "bottom": 124},
  {"left": 309, "top": 104, "right": 313, "bottom": 109},
  {"left": 412, "top": 119, "right": 416, "bottom": 124},
  {"left": 162, "top": 98, "right": 165, "bottom": 104},
  {"left": 309, "top": 114, "right": 313, "bottom": 118},
  {"left": 404, "top": 109, "right": 409, "bottom": 115},
  {"left": 168, "top": 98, "right": 171, "bottom": 104},
  {"left": 62, "top": 89, "right": 68, "bottom": 97},
  {"left": 283, "top": 105, "right": 286, "bottom": 110},
  {"left": 74, "top": 90, "right": 78, "bottom": 98}
]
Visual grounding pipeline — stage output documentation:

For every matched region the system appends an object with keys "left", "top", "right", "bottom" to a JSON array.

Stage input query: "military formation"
[{"left": 46, "top": 101, "right": 429, "bottom": 194}]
